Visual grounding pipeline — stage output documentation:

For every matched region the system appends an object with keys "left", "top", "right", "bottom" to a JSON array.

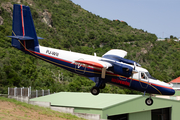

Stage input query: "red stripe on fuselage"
[
  {"left": 131, "top": 78, "right": 173, "bottom": 90},
  {"left": 151, "top": 83, "right": 173, "bottom": 90},
  {"left": 28, "top": 50, "right": 107, "bottom": 72},
  {"left": 27, "top": 50, "right": 173, "bottom": 91},
  {"left": 20, "top": 5, "right": 25, "bottom": 36}
]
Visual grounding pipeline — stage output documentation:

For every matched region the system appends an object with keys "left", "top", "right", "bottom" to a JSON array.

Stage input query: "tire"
[
  {"left": 99, "top": 83, "right": 106, "bottom": 89},
  {"left": 91, "top": 87, "right": 100, "bottom": 95},
  {"left": 145, "top": 98, "right": 153, "bottom": 106}
]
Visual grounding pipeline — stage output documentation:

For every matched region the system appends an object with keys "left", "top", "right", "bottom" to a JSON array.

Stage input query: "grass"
[{"left": 0, "top": 97, "right": 85, "bottom": 120}]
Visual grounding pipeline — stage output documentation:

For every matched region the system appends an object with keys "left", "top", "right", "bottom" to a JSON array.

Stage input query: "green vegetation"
[{"left": 0, "top": 0, "right": 179, "bottom": 95}]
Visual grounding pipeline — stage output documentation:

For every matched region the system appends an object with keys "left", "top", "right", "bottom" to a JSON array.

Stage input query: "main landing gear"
[
  {"left": 144, "top": 92, "right": 153, "bottom": 106},
  {"left": 145, "top": 97, "right": 153, "bottom": 106},
  {"left": 91, "top": 83, "right": 106, "bottom": 95}
]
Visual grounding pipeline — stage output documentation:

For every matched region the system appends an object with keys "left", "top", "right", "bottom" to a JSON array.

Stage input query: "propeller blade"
[{"left": 133, "top": 62, "right": 136, "bottom": 70}]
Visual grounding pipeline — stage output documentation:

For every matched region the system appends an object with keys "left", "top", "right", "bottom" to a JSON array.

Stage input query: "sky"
[{"left": 71, "top": 0, "right": 180, "bottom": 38}]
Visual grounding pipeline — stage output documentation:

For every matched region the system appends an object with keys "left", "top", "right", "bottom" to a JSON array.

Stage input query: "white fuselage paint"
[
  {"left": 39, "top": 45, "right": 172, "bottom": 89},
  {"left": 39, "top": 45, "right": 102, "bottom": 62}
]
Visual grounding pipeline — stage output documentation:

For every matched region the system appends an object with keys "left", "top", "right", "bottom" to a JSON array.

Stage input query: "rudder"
[{"left": 9, "top": 4, "right": 40, "bottom": 52}]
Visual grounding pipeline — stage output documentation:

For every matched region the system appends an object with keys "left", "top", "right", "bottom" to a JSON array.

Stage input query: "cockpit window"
[
  {"left": 141, "top": 73, "right": 146, "bottom": 79},
  {"left": 145, "top": 72, "right": 157, "bottom": 80},
  {"left": 136, "top": 63, "right": 141, "bottom": 67}
]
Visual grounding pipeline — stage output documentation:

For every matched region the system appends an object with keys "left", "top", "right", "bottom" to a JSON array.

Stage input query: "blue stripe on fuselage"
[
  {"left": 26, "top": 50, "right": 174, "bottom": 95},
  {"left": 27, "top": 50, "right": 101, "bottom": 77}
]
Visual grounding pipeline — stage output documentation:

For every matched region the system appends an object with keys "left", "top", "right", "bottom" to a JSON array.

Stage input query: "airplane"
[{"left": 8, "top": 4, "right": 175, "bottom": 106}]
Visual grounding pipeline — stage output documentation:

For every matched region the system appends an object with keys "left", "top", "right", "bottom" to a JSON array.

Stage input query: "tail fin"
[{"left": 8, "top": 4, "right": 40, "bottom": 52}]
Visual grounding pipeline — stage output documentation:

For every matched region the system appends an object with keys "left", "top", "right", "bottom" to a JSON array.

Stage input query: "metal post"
[
  {"left": 48, "top": 89, "right": 50, "bottom": 95},
  {"left": 8, "top": 87, "right": 9, "bottom": 96},
  {"left": 42, "top": 90, "right": 44, "bottom": 96},
  {"left": 28, "top": 87, "right": 29, "bottom": 97},
  {"left": 36, "top": 90, "right": 38, "bottom": 98},
  {"left": 29, "top": 86, "right": 31, "bottom": 97},
  {"left": 22, "top": 87, "right": 24, "bottom": 96},
  {"left": 21, "top": 87, "right": 22, "bottom": 97},
  {"left": 14, "top": 87, "right": 17, "bottom": 96}
]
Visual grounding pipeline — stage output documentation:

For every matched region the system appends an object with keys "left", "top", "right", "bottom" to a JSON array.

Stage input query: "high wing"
[
  {"left": 75, "top": 49, "right": 129, "bottom": 79},
  {"left": 102, "top": 49, "right": 141, "bottom": 67},
  {"left": 102, "top": 49, "right": 127, "bottom": 58},
  {"left": 75, "top": 60, "right": 112, "bottom": 78}
]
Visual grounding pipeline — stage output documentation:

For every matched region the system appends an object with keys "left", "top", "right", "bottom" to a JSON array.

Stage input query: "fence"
[
  {"left": 8, "top": 87, "right": 50, "bottom": 99},
  {"left": 31, "top": 89, "right": 50, "bottom": 99}
]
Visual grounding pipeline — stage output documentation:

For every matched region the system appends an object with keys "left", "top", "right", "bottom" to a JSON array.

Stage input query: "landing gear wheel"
[
  {"left": 91, "top": 87, "right": 100, "bottom": 95},
  {"left": 99, "top": 83, "right": 106, "bottom": 89},
  {"left": 145, "top": 98, "right": 153, "bottom": 106}
]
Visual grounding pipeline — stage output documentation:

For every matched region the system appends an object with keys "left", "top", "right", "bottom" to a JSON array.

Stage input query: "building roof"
[
  {"left": 30, "top": 92, "right": 180, "bottom": 119},
  {"left": 169, "top": 77, "right": 180, "bottom": 83},
  {"left": 30, "top": 92, "right": 141, "bottom": 109}
]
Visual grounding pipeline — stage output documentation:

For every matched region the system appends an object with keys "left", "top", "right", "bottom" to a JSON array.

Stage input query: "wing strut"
[{"left": 101, "top": 67, "right": 106, "bottom": 79}]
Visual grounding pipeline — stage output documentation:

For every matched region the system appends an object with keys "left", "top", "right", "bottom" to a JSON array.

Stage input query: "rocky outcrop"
[
  {"left": 0, "top": 8, "right": 3, "bottom": 25},
  {"left": 42, "top": 10, "right": 52, "bottom": 27},
  {"left": 1, "top": 2, "right": 13, "bottom": 18},
  {"left": 13, "top": 0, "right": 34, "bottom": 5},
  {"left": 0, "top": 16, "right": 3, "bottom": 25},
  {"left": 141, "top": 48, "right": 147, "bottom": 54}
]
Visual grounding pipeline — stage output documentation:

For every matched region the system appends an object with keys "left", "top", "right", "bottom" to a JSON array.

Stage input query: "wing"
[
  {"left": 102, "top": 49, "right": 141, "bottom": 67},
  {"left": 102, "top": 49, "right": 127, "bottom": 58},
  {"left": 75, "top": 60, "right": 112, "bottom": 78}
]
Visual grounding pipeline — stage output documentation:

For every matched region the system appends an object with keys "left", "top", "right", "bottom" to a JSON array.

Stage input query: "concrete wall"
[
  {"left": 51, "top": 106, "right": 74, "bottom": 113},
  {"left": 51, "top": 106, "right": 101, "bottom": 120},
  {"left": 8, "top": 95, "right": 29, "bottom": 103},
  {"left": 29, "top": 101, "right": 51, "bottom": 108}
]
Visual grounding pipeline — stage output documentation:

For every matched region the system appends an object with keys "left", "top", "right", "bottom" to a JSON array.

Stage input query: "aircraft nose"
[
  {"left": 170, "top": 88, "right": 175, "bottom": 95},
  {"left": 165, "top": 88, "right": 175, "bottom": 95},
  {"left": 160, "top": 82, "right": 175, "bottom": 95}
]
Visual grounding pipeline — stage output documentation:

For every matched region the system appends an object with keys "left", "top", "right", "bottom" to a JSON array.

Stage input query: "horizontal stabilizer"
[
  {"left": 8, "top": 36, "right": 34, "bottom": 40},
  {"left": 8, "top": 36, "right": 44, "bottom": 40},
  {"left": 37, "top": 37, "right": 44, "bottom": 39}
]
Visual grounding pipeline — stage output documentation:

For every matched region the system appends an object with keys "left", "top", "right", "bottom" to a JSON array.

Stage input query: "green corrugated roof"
[{"left": 30, "top": 92, "right": 141, "bottom": 109}]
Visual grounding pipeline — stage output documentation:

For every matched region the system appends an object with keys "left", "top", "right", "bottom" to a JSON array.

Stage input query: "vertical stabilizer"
[{"left": 10, "top": 4, "right": 39, "bottom": 52}]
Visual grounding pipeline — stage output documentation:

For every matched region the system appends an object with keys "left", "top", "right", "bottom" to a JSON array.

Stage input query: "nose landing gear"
[
  {"left": 90, "top": 83, "right": 106, "bottom": 95},
  {"left": 145, "top": 97, "right": 153, "bottom": 106}
]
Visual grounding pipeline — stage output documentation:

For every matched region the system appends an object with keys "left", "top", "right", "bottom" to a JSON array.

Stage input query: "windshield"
[{"left": 145, "top": 72, "right": 157, "bottom": 80}]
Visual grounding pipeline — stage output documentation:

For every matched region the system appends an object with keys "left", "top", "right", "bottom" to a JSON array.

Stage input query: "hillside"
[
  {"left": 0, "top": 97, "right": 84, "bottom": 120},
  {"left": 0, "top": 0, "right": 179, "bottom": 94}
]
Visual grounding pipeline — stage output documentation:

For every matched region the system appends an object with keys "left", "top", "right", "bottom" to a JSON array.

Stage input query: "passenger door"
[{"left": 139, "top": 72, "right": 149, "bottom": 89}]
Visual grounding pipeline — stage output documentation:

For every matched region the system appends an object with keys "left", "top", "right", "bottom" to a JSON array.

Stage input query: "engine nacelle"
[{"left": 113, "top": 63, "right": 133, "bottom": 77}]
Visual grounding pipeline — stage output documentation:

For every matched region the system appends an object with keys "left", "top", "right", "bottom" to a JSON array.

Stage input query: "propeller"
[{"left": 129, "top": 62, "right": 138, "bottom": 87}]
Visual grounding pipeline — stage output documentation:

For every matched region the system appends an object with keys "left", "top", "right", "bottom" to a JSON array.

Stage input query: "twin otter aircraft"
[{"left": 8, "top": 4, "right": 175, "bottom": 106}]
